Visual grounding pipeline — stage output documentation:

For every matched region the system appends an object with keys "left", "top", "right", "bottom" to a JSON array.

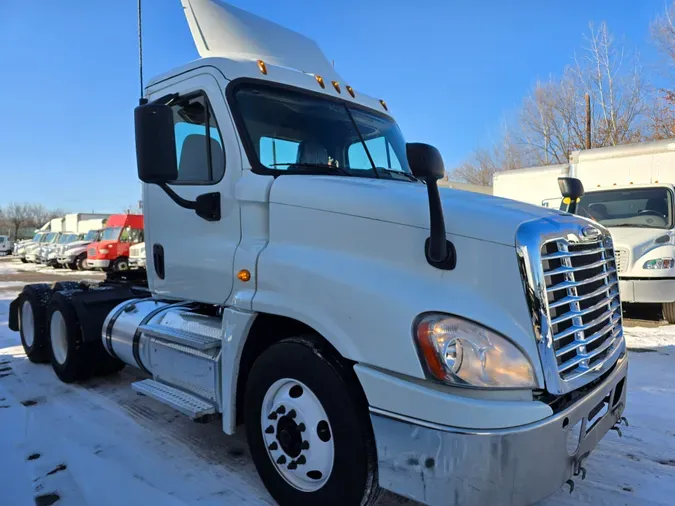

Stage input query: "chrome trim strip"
[
  {"left": 555, "top": 319, "right": 621, "bottom": 357},
  {"left": 544, "top": 257, "right": 613, "bottom": 276},
  {"left": 516, "top": 216, "right": 626, "bottom": 395},
  {"left": 546, "top": 269, "right": 617, "bottom": 294},
  {"left": 552, "top": 306, "right": 621, "bottom": 341},
  {"left": 550, "top": 292, "right": 620, "bottom": 325}
]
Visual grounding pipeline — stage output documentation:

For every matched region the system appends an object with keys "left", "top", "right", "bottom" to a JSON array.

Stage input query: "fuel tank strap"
[{"left": 131, "top": 302, "right": 188, "bottom": 374}]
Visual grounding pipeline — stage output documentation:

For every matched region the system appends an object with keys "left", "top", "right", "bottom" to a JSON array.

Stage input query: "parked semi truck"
[
  {"left": 9, "top": 2, "right": 628, "bottom": 505},
  {"left": 86, "top": 214, "right": 144, "bottom": 271},
  {"left": 57, "top": 229, "right": 102, "bottom": 271},
  {"left": 495, "top": 138, "right": 675, "bottom": 322}
]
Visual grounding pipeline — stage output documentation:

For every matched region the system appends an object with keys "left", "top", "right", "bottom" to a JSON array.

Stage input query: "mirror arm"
[
  {"left": 424, "top": 177, "right": 456, "bottom": 270},
  {"left": 158, "top": 183, "right": 221, "bottom": 222}
]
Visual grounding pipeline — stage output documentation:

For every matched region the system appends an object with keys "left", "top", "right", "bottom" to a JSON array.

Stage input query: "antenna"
[{"left": 138, "top": 0, "right": 147, "bottom": 105}]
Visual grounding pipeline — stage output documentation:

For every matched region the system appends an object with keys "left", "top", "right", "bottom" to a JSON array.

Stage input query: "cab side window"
[
  {"left": 171, "top": 93, "right": 225, "bottom": 184},
  {"left": 119, "top": 227, "right": 131, "bottom": 243}
]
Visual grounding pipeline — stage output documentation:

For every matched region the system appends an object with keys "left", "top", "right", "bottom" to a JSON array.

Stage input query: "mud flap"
[{"left": 8, "top": 296, "right": 20, "bottom": 331}]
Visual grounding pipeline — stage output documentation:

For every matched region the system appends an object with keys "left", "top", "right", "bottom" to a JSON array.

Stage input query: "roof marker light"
[
  {"left": 315, "top": 75, "right": 325, "bottom": 88},
  {"left": 380, "top": 99, "right": 388, "bottom": 111},
  {"left": 257, "top": 60, "right": 267, "bottom": 75},
  {"left": 332, "top": 81, "right": 341, "bottom": 93},
  {"left": 346, "top": 85, "right": 355, "bottom": 98}
]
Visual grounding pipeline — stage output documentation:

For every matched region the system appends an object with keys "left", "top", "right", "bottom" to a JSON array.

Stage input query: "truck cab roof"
[{"left": 148, "top": 0, "right": 391, "bottom": 119}]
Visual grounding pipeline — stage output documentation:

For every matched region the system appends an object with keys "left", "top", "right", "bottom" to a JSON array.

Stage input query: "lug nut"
[
  {"left": 265, "top": 425, "right": 274, "bottom": 434},
  {"left": 296, "top": 456, "right": 306, "bottom": 465},
  {"left": 268, "top": 412, "right": 278, "bottom": 420},
  {"left": 276, "top": 405, "right": 286, "bottom": 415},
  {"left": 288, "top": 409, "right": 296, "bottom": 419},
  {"left": 298, "top": 423, "right": 306, "bottom": 432},
  {"left": 300, "top": 441, "right": 309, "bottom": 450},
  {"left": 288, "top": 460, "right": 298, "bottom": 470},
  {"left": 268, "top": 442, "right": 278, "bottom": 451},
  {"left": 277, "top": 455, "right": 287, "bottom": 465}
]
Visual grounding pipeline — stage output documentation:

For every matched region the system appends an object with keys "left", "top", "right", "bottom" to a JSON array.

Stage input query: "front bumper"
[
  {"left": 57, "top": 255, "right": 75, "bottom": 265},
  {"left": 619, "top": 278, "right": 675, "bottom": 303},
  {"left": 129, "top": 258, "right": 146, "bottom": 268},
  {"left": 371, "top": 354, "right": 628, "bottom": 506},
  {"left": 25, "top": 253, "right": 37, "bottom": 262},
  {"left": 87, "top": 259, "right": 110, "bottom": 268}
]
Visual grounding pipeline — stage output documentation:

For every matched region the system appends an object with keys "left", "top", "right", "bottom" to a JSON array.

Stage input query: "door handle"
[{"left": 153, "top": 244, "right": 165, "bottom": 279}]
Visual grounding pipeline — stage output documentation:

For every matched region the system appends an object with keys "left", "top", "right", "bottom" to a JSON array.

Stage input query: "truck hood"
[
  {"left": 606, "top": 226, "right": 669, "bottom": 260},
  {"left": 269, "top": 176, "right": 567, "bottom": 246},
  {"left": 66, "top": 240, "right": 91, "bottom": 250}
]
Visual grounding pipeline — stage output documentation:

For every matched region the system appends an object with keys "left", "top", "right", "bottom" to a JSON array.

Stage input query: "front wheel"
[
  {"left": 664, "top": 302, "right": 675, "bottom": 324},
  {"left": 76, "top": 254, "right": 88, "bottom": 271},
  {"left": 112, "top": 257, "right": 129, "bottom": 272},
  {"left": 245, "top": 337, "right": 380, "bottom": 506}
]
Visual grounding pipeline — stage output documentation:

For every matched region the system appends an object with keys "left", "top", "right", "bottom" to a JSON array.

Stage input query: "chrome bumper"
[
  {"left": 57, "top": 255, "right": 75, "bottom": 264},
  {"left": 371, "top": 354, "right": 628, "bottom": 506},
  {"left": 619, "top": 278, "right": 675, "bottom": 303},
  {"left": 88, "top": 259, "right": 110, "bottom": 268},
  {"left": 129, "top": 258, "right": 146, "bottom": 268}
]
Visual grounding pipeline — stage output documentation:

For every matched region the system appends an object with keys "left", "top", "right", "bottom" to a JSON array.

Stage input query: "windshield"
[
  {"left": 58, "top": 234, "right": 74, "bottom": 244},
  {"left": 84, "top": 230, "right": 99, "bottom": 242},
  {"left": 233, "top": 84, "right": 413, "bottom": 180},
  {"left": 574, "top": 187, "right": 674, "bottom": 229},
  {"left": 43, "top": 233, "right": 56, "bottom": 242},
  {"left": 101, "top": 227, "right": 122, "bottom": 241},
  {"left": 32, "top": 233, "right": 43, "bottom": 242}
]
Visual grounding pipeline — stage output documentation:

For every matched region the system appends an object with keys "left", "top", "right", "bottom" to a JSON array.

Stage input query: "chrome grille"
[
  {"left": 541, "top": 236, "right": 623, "bottom": 383},
  {"left": 88, "top": 248, "right": 96, "bottom": 256},
  {"left": 614, "top": 248, "right": 629, "bottom": 273}
]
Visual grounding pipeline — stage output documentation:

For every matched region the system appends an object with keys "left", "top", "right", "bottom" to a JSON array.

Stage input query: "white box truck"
[
  {"left": 495, "top": 138, "right": 675, "bottom": 322},
  {"left": 8, "top": 2, "right": 628, "bottom": 505},
  {"left": 64, "top": 213, "right": 109, "bottom": 234}
]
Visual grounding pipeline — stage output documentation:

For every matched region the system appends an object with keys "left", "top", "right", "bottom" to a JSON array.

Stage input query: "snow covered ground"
[{"left": 0, "top": 264, "right": 674, "bottom": 505}]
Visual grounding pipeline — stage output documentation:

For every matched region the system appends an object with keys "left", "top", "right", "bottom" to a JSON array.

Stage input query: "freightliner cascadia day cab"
[
  {"left": 86, "top": 214, "right": 144, "bottom": 271},
  {"left": 9, "top": 1, "right": 628, "bottom": 505}
]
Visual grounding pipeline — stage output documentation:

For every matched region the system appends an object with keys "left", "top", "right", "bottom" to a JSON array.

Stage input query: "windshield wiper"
[
  {"left": 376, "top": 168, "right": 419, "bottom": 182},
  {"left": 608, "top": 223, "right": 660, "bottom": 228},
  {"left": 271, "top": 162, "right": 351, "bottom": 176}
]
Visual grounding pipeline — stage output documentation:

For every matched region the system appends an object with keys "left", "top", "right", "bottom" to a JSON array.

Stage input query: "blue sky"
[{"left": 0, "top": 0, "right": 669, "bottom": 212}]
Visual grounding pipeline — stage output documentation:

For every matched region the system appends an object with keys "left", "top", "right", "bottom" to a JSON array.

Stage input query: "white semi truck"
[
  {"left": 9, "top": 2, "right": 628, "bottom": 505},
  {"left": 495, "top": 139, "right": 675, "bottom": 322}
]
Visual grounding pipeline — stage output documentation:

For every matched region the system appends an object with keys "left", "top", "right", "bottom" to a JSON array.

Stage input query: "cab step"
[
  {"left": 139, "top": 322, "right": 221, "bottom": 350},
  {"left": 131, "top": 379, "right": 217, "bottom": 420}
]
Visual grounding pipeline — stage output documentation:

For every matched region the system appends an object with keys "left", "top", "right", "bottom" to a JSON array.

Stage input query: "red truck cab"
[{"left": 87, "top": 214, "right": 144, "bottom": 271}]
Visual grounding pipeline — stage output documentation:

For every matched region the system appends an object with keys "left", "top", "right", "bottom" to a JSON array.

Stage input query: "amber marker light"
[
  {"left": 237, "top": 269, "right": 251, "bottom": 282},
  {"left": 257, "top": 60, "right": 267, "bottom": 75}
]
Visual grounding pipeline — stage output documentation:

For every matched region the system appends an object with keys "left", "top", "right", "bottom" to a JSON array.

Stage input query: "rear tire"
[
  {"left": 664, "top": 302, "right": 675, "bottom": 324},
  {"left": 47, "top": 291, "right": 91, "bottom": 383},
  {"left": 19, "top": 284, "right": 53, "bottom": 363},
  {"left": 20, "top": 258, "right": 28, "bottom": 263},
  {"left": 46, "top": 290, "right": 125, "bottom": 383},
  {"left": 245, "top": 336, "right": 380, "bottom": 506}
]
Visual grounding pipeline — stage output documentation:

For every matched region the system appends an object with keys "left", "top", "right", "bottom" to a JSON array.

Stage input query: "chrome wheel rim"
[
  {"left": 21, "top": 300, "right": 35, "bottom": 347},
  {"left": 50, "top": 310, "right": 68, "bottom": 365},
  {"left": 261, "top": 379, "right": 334, "bottom": 492}
]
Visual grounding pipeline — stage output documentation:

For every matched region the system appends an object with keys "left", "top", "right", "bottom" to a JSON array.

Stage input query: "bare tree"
[
  {"left": 450, "top": 126, "right": 526, "bottom": 186},
  {"left": 649, "top": 3, "right": 675, "bottom": 137},
  {"left": 28, "top": 204, "right": 64, "bottom": 228},
  {"left": 4, "top": 203, "right": 32, "bottom": 240},
  {"left": 517, "top": 22, "right": 645, "bottom": 165}
]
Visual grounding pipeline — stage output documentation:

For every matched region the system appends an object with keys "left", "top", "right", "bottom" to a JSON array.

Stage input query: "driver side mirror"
[
  {"left": 558, "top": 177, "right": 584, "bottom": 215},
  {"left": 134, "top": 103, "right": 178, "bottom": 184},
  {"left": 406, "top": 143, "right": 455, "bottom": 270}
]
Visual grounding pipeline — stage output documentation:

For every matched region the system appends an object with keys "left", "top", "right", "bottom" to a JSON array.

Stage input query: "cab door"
[{"left": 143, "top": 68, "right": 241, "bottom": 304}]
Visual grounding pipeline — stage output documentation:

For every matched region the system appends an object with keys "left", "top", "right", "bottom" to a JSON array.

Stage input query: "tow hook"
[{"left": 573, "top": 451, "right": 590, "bottom": 481}]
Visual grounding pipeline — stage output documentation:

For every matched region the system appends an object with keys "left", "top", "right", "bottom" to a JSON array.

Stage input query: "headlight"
[
  {"left": 643, "top": 258, "right": 674, "bottom": 269},
  {"left": 414, "top": 314, "right": 538, "bottom": 389},
  {"left": 99, "top": 249, "right": 109, "bottom": 254}
]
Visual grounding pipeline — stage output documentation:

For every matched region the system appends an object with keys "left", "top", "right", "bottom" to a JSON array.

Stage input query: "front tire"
[
  {"left": 245, "top": 337, "right": 380, "bottom": 506},
  {"left": 664, "top": 302, "right": 675, "bottom": 324},
  {"left": 20, "top": 258, "right": 28, "bottom": 263},
  {"left": 76, "top": 254, "right": 88, "bottom": 271},
  {"left": 112, "top": 257, "right": 129, "bottom": 272}
]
